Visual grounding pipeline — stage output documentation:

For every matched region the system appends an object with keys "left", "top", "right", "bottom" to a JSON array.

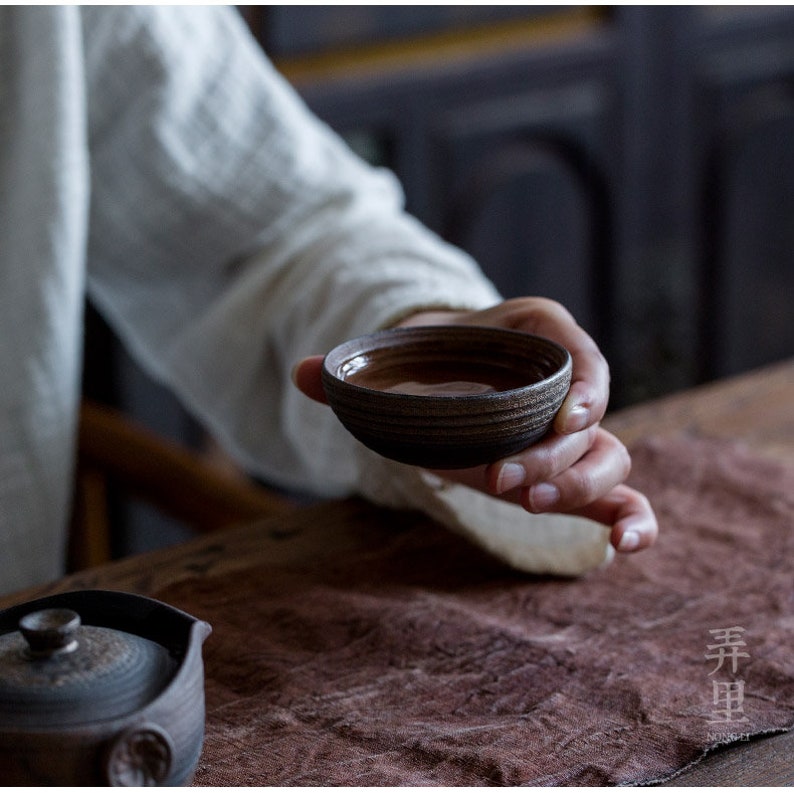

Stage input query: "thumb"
[{"left": 291, "top": 355, "right": 329, "bottom": 404}]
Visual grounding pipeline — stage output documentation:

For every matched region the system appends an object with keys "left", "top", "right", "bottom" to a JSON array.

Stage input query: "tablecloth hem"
[{"left": 632, "top": 721, "right": 794, "bottom": 785}]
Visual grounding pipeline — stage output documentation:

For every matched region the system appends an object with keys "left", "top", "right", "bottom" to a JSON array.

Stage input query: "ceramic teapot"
[{"left": 0, "top": 589, "right": 211, "bottom": 786}]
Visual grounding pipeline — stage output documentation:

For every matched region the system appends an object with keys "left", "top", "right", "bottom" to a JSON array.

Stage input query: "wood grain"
[{"left": 604, "top": 359, "right": 794, "bottom": 461}]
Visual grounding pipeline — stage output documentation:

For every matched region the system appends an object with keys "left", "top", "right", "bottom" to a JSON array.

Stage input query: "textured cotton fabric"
[
  {"left": 0, "top": 6, "right": 609, "bottom": 595},
  {"left": 151, "top": 437, "right": 794, "bottom": 786}
]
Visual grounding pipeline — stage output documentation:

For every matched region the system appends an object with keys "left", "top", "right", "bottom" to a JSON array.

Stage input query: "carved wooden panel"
[
  {"left": 698, "top": 41, "right": 794, "bottom": 380},
  {"left": 433, "top": 80, "right": 615, "bottom": 340}
]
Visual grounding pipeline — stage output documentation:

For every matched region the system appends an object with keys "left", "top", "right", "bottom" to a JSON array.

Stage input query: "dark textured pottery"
[
  {"left": 0, "top": 590, "right": 211, "bottom": 786},
  {"left": 322, "top": 325, "right": 572, "bottom": 468}
]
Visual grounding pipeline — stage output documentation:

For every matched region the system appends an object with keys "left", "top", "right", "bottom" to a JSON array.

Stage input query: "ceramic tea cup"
[{"left": 321, "top": 325, "right": 572, "bottom": 469}]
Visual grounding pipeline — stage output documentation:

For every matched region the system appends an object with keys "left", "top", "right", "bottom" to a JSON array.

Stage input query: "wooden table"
[{"left": 2, "top": 359, "right": 792, "bottom": 785}]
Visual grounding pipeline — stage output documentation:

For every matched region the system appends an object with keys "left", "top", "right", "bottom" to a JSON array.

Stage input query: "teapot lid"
[{"left": 0, "top": 607, "right": 177, "bottom": 729}]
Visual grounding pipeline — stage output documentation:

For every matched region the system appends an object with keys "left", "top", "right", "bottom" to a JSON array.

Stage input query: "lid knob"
[{"left": 19, "top": 609, "right": 80, "bottom": 658}]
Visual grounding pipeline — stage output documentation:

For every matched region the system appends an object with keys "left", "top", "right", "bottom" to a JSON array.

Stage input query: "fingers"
[
  {"left": 442, "top": 426, "right": 633, "bottom": 517},
  {"left": 508, "top": 299, "right": 610, "bottom": 434},
  {"left": 486, "top": 425, "right": 602, "bottom": 497},
  {"left": 427, "top": 426, "right": 598, "bottom": 504},
  {"left": 495, "top": 426, "right": 657, "bottom": 553},
  {"left": 436, "top": 426, "right": 658, "bottom": 554},
  {"left": 484, "top": 427, "right": 630, "bottom": 516},
  {"left": 291, "top": 355, "right": 328, "bottom": 404},
  {"left": 516, "top": 428, "right": 632, "bottom": 515},
  {"left": 571, "top": 484, "right": 658, "bottom": 553},
  {"left": 427, "top": 298, "right": 611, "bottom": 435}
]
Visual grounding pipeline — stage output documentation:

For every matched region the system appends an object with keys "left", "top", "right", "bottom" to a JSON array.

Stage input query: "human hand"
[{"left": 292, "top": 298, "right": 658, "bottom": 554}]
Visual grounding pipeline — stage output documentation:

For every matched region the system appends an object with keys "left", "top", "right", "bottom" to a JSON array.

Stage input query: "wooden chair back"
[{"left": 69, "top": 400, "right": 291, "bottom": 570}]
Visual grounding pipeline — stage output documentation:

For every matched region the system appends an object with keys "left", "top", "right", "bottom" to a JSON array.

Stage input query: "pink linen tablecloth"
[{"left": 156, "top": 435, "right": 794, "bottom": 785}]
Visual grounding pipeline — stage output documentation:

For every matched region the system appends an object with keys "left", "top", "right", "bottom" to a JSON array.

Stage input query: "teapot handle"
[{"left": 105, "top": 722, "right": 174, "bottom": 786}]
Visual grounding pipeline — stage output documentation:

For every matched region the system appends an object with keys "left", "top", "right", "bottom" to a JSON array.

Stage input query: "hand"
[{"left": 293, "top": 298, "right": 658, "bottom": 554}]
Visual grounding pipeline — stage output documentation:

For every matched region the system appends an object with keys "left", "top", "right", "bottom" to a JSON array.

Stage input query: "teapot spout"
[{"left": 192, "top": 619, "right": 212, "bottom": 646}]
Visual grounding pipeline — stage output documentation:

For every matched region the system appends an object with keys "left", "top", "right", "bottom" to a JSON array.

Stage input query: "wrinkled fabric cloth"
[{"left": 153, "top": 436, "right": 794, "bottom": 786}]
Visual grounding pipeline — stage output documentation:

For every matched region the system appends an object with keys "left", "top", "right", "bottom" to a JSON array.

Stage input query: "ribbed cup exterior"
[{"left": 322, "top": 326, "right": 572, "bottom": 469}]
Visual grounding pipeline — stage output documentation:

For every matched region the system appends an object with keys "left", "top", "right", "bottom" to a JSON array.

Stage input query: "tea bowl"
[{"left": 321, "top": 325, "right": 572, "bottom": 469}]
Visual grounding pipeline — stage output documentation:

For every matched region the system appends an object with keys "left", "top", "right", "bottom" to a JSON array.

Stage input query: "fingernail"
[
  {"left": 529, "top": 482, "right": 559, "bottom": 512},
  {"left": 617, "top": 530, "right": 640, "bottom": 552},
  {"left": 496, "top": 463, "right": 525, "bottom": 493},
  {"left": 561, "top": 404, "right": 590, "bottom": 434}
]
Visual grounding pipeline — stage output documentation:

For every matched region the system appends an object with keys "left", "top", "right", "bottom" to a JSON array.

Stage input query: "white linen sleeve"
[
  {"left": 80, "top": 7, "right": 611, "bottom": 574},
  {"left": 352, "top": 446, "right": 613, "bottom": 576},
  {"left": 81, "top": 6, "right": 500, "bottom": 494}
]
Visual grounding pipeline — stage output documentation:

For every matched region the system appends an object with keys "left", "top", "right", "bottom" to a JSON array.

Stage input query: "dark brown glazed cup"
[{"left": 322, "top": 325, "right": 572, "bottom": 469}]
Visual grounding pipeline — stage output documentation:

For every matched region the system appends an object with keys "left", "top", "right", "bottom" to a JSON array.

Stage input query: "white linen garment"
[{"left": 0, "top": 6, "right": 609, "bottom": 595}]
